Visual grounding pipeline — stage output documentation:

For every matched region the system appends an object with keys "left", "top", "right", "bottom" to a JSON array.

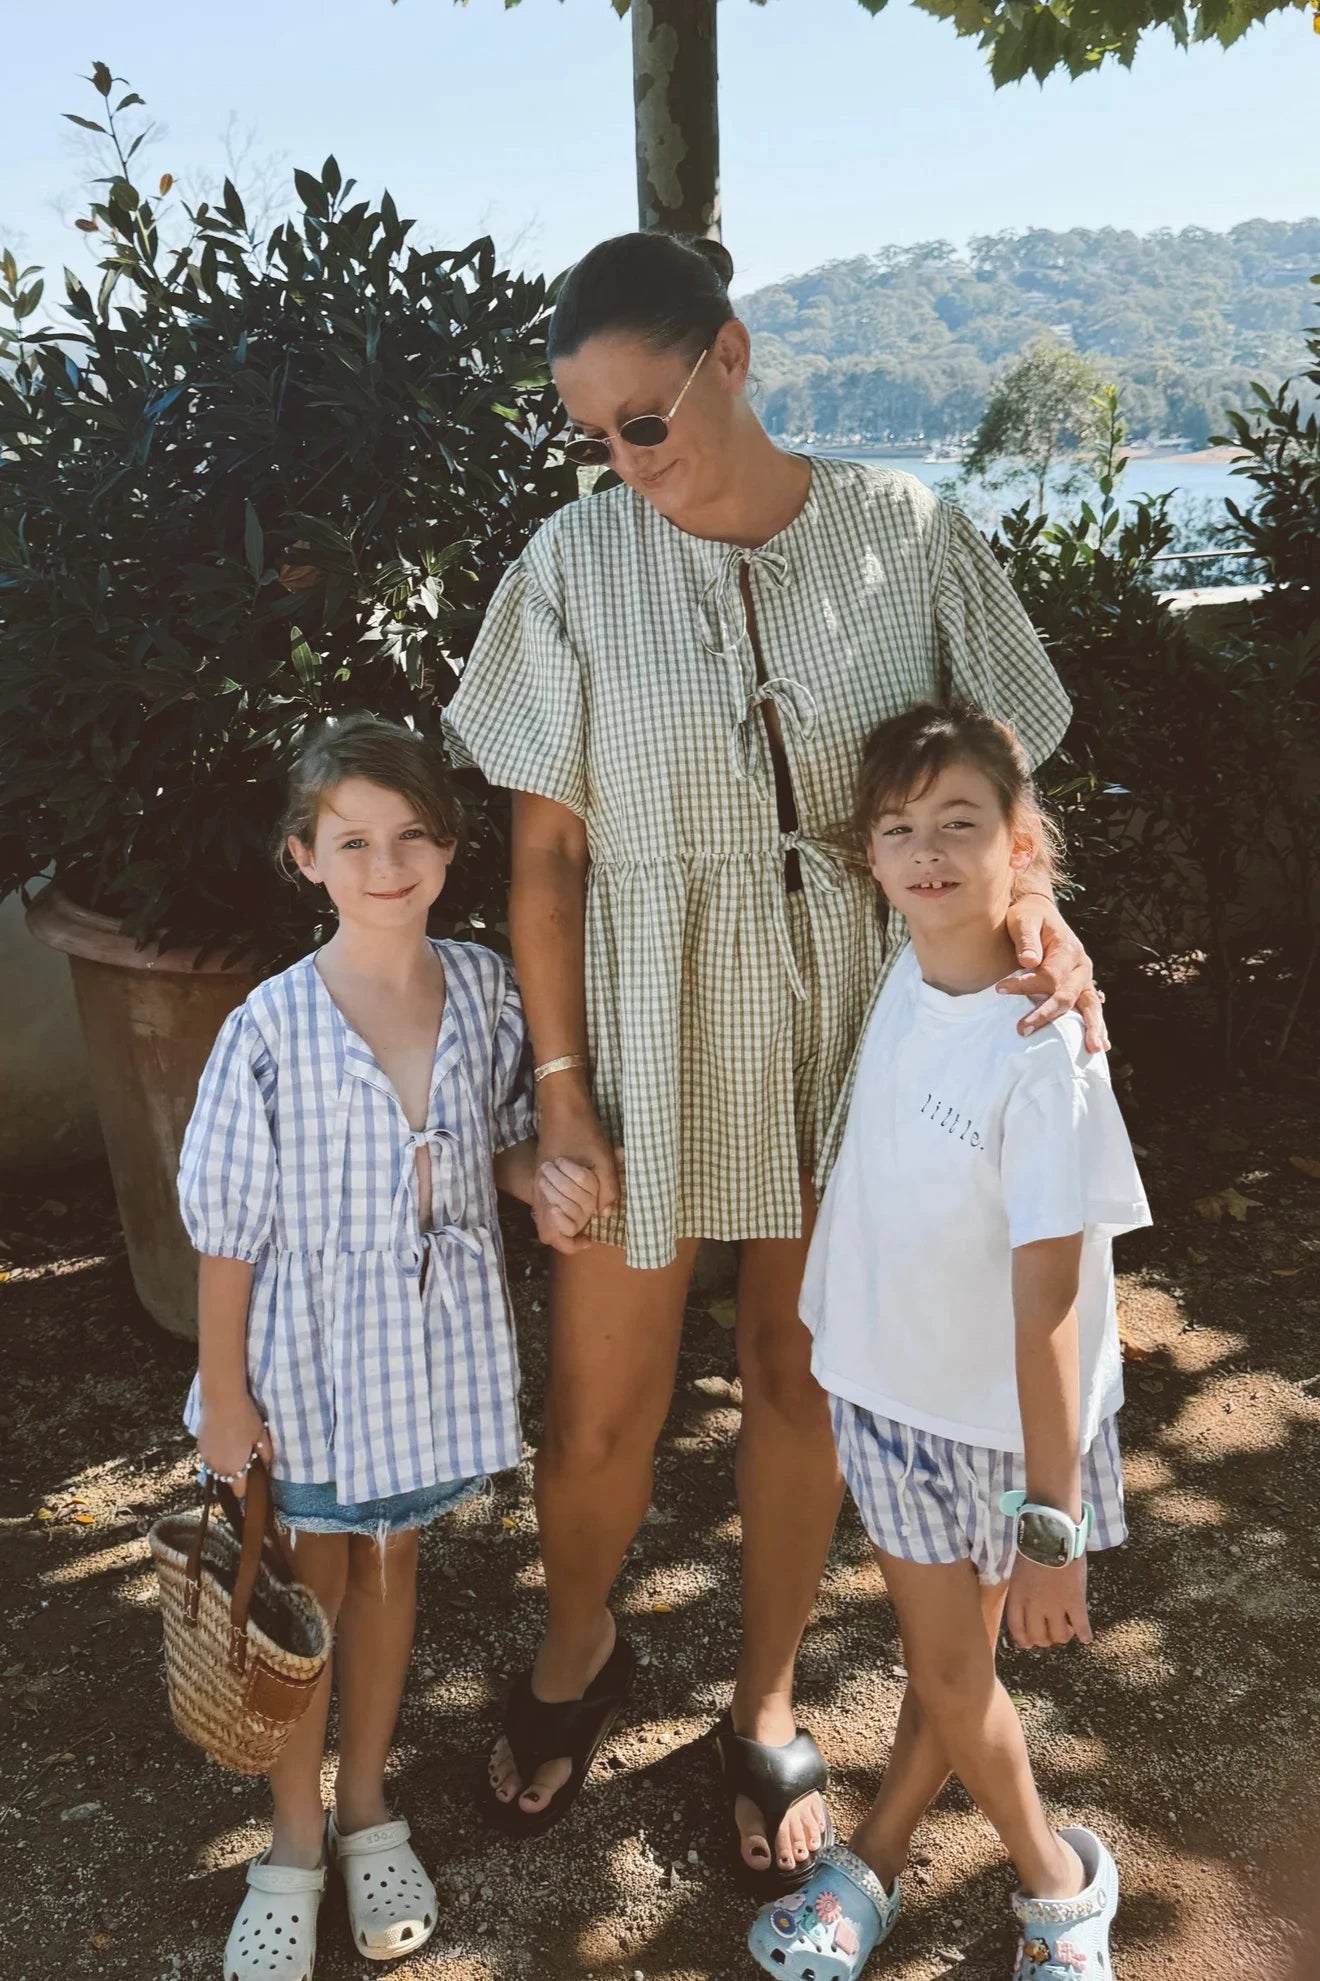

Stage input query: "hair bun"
[{"left": 689, "top": 236, "right": 734, "bottom": 288}]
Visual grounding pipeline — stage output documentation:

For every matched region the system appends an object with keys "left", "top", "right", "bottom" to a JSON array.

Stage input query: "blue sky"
[{"left": 2, "top": 0, "right": 1315, "bottom": 299}]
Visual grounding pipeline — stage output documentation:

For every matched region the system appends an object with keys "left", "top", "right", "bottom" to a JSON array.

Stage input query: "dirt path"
[{"left": 3, "top": 1062, "right": 1319, "bottom": 1981}]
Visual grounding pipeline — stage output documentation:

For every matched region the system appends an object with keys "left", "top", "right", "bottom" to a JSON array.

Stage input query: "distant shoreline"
[
  {"left": 799, "top": 442, "right": 1250, "bottom": 470},
  {"left": 1118, "top": 444, "right": 1249, "bottom": 468}
]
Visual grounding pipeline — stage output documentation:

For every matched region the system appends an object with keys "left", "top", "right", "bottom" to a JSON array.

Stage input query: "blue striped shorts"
[{"left": 830, "top": 1399, "right": 1126, "bottom": 1586}]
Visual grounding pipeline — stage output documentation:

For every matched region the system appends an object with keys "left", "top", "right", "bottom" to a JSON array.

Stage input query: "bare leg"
[
  {"left": 848, "top": 1571, "right": 1010, "bottom": 1887},
  {"left": 334, "top": 1530, "right": 420, "bottom": 1834},
  {"left": 489, "top": 1238, "right": 697, "bottom": 1816},
  {"left": 267, "top": 1534, "right": 349, "bottom": 1869},
  {"left": 868, "top": 1555, "right": 1084, "bottom": 1899},
  {"left": 730, "top": 1175, "right": 846, "bottom": 1874}
]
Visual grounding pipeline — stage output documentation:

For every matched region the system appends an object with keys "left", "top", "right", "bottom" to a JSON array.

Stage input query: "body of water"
[
  {"left": 807, "top": 447, "right": 1255, "bottom": 551},
  {"left": 812, "top": 448, "right": 1244, "bottom": 505}
]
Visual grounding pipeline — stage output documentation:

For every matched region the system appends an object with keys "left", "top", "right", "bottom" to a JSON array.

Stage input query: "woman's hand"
[
  {"left": 197, "top": 1391, "right": 272, "bottom": 1499},
  {"left": 1005, "top": 1554, "right": 1091, "bottom": 1650},
  {"left": 532, "top": 1096, "right": 621, "bottom": 1255},
  {"left": 999, "top": 895, "right": 1109, "bottom": 1053}
]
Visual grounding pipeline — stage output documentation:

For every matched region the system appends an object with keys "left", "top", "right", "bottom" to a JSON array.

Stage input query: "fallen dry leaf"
[
  {"left": 1119, "top": 1334, "right": 1157, "bottom": 1365},
  {"left": 651, "top": 1602, "right": 673, "bottom": 1613},
  {"left": 73, "top": 1512, "right": 96, "bottom": 1526},
  {"left": 708, "top": 1297, "right": 737, "bottom": 1331},
  {"left": 1194, "top": 1187, "right": 1262, "bottom": 1224},
  {"left": 1288, "top": 1156, "right": 1320, "bottom": 1181}
]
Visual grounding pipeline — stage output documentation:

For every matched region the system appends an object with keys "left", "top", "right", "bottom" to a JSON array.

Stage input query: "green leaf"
[
  {"left": 116, "top": 92, "right": 146, "bottom": 111},
  {"left": 64, "top": 113, "right": 107, "bottom": 135},
  {"left": 91, "top": 61, "right": 114, "bottom": 97},
  {"left": 289, "top": 625, "right": 322, "bottom": 688},
  {"left": 293, "top": 168, "right": 327, "bottom": 218},
  {"left": 244, "top": 501, "right": 264, "bottom": 583}
]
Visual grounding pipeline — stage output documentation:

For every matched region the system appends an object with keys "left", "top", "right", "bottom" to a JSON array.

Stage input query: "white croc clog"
[
  {"left": 223, "top": 1854, "right": 325, "bottom": 1981},
  {"left": 327, "top": 1811, "right": 437, "bottom": 1961}
]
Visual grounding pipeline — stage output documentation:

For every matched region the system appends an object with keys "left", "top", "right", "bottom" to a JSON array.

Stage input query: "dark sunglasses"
[{"left": 561, "top": 344, "right": 710, "bottom": 467}]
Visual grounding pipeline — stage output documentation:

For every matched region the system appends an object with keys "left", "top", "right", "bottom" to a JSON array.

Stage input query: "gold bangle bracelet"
[{"left": 533, "top": 1053, "right": 589, "bottom": 1086}]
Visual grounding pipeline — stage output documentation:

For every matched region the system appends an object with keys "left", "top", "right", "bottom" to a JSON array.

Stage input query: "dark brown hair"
[
  {"left": 276, "top": 715, "right": 463, "bottom": 875},
  {"left": 548, "top": 231, "right": 735, "bottom": 365},
  {"left": 849, "top": 701, "right": 1065, "bottom": 894}
]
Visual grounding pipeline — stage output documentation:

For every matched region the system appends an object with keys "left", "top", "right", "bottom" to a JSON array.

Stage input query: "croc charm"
[{"left": 748, "top": 1843, "right": 900, "bottom": 1980}]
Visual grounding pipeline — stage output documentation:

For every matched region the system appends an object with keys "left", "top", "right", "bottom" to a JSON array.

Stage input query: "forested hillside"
[{"left": 738, "top": 221, "right": 1320, "bottom": 447}]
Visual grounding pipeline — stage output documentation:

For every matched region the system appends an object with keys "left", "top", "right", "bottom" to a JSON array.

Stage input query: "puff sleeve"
[
  {"left": 177, "top": 1005, "right": 278, "bottom": 1261},
  {"left": 933, "top": 502, "right": 1072, "bottom": 769},
  {"left": 443, "top": 553, "right": 588, "bottom": 818},
  {"left": 489, "top": 962, "right": 535, "bottom": 1153}
]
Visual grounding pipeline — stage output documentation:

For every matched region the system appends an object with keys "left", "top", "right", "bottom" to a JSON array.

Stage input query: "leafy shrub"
[
  {"left": 0, "top": 68, "right": 576, "bottom": 961},
  {"left": 1210, "top": 279, "right": 1320, "bottom": 1057},
  {"left": 997, "top": 388, "right": 1316, "bottom": 1067}
]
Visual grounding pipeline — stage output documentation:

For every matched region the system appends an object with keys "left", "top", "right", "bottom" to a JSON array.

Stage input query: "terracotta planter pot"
[{"left": 27, "top": 888, "right": 261, "bottom": 1339}]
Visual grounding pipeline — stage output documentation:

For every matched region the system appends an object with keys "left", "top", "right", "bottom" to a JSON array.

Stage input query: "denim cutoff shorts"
[{"left": 269, "top": 1473, "right": 486, "bottom": 1539}]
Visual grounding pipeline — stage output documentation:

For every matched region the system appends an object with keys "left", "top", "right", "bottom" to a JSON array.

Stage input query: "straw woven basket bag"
[{"left": 149, "top": 1459, "right": 331, "bottom": 1775}]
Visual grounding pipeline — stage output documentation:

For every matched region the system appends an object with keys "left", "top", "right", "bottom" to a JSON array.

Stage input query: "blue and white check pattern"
[
  {"left": 831, "top": 1400, "right": 1126, "bottom": 1586},
  {"left": 180, "top": 940, "right": 534, "bottom": 1504}
]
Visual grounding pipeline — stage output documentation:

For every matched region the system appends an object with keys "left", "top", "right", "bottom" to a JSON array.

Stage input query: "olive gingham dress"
[{"left": 444, "top": 459, "right": 1071, "bottom": 1271}]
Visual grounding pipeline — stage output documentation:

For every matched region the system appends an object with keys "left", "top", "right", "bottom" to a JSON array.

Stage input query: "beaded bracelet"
[{"left": 202, "top": 1445, "right": 262, "bottom": 1485}]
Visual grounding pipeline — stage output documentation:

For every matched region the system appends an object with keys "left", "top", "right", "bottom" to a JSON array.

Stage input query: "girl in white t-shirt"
[{"left": 748, "top": 702, "right": 1150, "bottom": 1981}]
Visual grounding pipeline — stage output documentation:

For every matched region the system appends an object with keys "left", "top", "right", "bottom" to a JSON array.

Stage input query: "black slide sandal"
[
  {"left": 488, "top": 1635, "right": 637, "bottom": 1838},
  {"left": 713, "top": 1709, "right": 835, "bottom": 1888}
]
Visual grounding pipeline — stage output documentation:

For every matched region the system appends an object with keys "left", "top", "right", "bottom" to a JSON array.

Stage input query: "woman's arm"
[
  {"left": 1006, "top": 1231, "right": 1091, "bottom": 1650},
  {"left": 510, "top": 791, "right": 620, "bottom": 1251},
  {"left": 196, "top": 1254, "right": 271, "bottom": 1497}
]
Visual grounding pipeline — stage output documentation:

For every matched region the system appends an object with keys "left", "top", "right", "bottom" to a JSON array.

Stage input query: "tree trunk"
[{"left": 631, "top": 0, "right": 721, "bottom": 240}]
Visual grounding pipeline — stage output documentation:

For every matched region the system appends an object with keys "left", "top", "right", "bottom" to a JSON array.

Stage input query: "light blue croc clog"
[
  {"left": 748, "top": 1842, "right": 901, "bottom": 1980},
  {"left": 1012, "top": 1827, "right": 1119, "bottom": 1979}
]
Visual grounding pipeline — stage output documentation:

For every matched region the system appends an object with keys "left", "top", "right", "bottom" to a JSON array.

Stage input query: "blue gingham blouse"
[{"left": 179, "top": 940, "right": 534, "bottom": 1504}]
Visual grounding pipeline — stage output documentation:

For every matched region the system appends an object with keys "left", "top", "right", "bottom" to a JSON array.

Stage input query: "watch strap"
[{"left": 998, "top": 1490, "right": 1094, "bottom": 1561}]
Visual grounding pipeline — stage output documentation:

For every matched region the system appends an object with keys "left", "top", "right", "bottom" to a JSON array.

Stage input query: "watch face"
[{"left": 1016, "top": 1508, "right": 1075, "bottom": 1568}]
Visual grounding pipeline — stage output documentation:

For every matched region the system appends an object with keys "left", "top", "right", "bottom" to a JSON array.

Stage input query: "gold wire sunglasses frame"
[{"left": 560, "top": 343, "right": 711, "bottom": 467}]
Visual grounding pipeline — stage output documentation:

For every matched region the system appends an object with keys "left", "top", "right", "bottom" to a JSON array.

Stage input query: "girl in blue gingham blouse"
[
  {"left": 174, "top": 719, "right": 603, "bottom": 1980},
  {"left": 179, "top": 936, "right": 535, "bottom": 1503}
]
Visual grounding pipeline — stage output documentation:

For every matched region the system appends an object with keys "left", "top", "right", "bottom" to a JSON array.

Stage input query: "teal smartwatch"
[{"left": 999, "top": 1490, "right": 1094, "bottom": 1568}]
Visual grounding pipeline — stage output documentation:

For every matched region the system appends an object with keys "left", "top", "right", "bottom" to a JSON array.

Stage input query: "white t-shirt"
[{"left": 803, "top": 944, "right": 1151, "bottom": 1454}]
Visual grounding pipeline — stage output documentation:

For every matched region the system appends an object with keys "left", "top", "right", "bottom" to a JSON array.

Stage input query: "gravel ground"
[{"left": 3, "top": 1046, "right": 1319, "bottom": 1981}]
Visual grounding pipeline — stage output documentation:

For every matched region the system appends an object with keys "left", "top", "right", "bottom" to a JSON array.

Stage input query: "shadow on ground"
[{"left": 2, "top": 1028, "right": 1319, "bottom": 1980}]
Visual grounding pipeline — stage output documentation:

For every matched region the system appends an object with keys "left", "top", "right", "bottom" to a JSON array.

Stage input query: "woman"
[{"left": 443, "top": 232, "right": 1105, "bottom": 1881}]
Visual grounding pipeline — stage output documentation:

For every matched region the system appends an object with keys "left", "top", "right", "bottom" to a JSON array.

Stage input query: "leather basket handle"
[
  {"left": 180, "top": 1459, "right": 290, "bottom": 1674},
  {"left": 223, "top": 1459, "right": 293, "bottom": 1673}
]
